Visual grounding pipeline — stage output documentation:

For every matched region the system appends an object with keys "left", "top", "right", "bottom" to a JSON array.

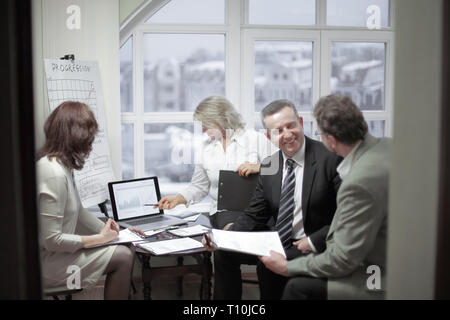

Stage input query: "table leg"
[
  {"left": 200, "top": 252, "right": 212, "bottom": 300},
  {"left": 142, "top": 256, "right": 152, "bottom": 300},
  {"left": 177, "top": 256, "right": 184, "bottom": 297}
]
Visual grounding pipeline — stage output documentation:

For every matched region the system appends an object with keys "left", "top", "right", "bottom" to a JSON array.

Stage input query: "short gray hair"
[
  {"left": 314, "top": 95, "right": 368, "bottom": 145},
  {"left": 260, "top": 99, "right": 299, "bottom": 128},
  {"left": 193, "top": 96, "right": 245, "bottom": 131}
]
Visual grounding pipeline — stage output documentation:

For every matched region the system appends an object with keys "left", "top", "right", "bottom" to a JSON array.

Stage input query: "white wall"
[
  {"left": 387, "top": 0, "right": 443, "bottom": 299},
  {"left": 32, "top": 0, "right": 122, "bottom": 179}
]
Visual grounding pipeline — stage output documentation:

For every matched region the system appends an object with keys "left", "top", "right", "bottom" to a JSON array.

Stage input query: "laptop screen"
[{"left": 108, "top": 177, "right": 163, "bottom": 221}]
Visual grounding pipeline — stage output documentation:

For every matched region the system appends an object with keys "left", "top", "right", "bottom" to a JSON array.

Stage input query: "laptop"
[{"left": 108, "top": 176, "right": 186, "bottom": 231}]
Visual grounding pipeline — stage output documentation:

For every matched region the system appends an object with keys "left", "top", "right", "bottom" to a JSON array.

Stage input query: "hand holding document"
[{"left": 209, "top": 229, "right": 286, "bottom": 257}]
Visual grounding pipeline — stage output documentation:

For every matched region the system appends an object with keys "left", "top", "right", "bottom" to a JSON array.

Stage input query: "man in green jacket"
[{"left": 260, "top": 94, "right": 391, "bottom": 300}]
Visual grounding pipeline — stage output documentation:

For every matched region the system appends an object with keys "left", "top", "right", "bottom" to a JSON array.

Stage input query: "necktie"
[{"left": 276, "top": 158, "right": 296, "bottom": 249}]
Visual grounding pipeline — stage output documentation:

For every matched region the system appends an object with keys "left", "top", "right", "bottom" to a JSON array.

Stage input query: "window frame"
[
  {"left": 119, "top": 0, "right": 395, "bottom": 179},
  {"left": 320, "top": 30, "right": 394, "bottom": 137},
  {"left": 241, "top": 29, "right": 321, "bottom": 130}
]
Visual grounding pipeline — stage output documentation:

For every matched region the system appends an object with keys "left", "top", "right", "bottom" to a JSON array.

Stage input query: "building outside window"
[{"left": 120, "top": 0, "right": 393, "bottom": 193}]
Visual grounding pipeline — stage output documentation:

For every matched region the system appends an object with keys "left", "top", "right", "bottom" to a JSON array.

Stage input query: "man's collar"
[
  {"left": 337, "top": 139, "right": 363, "bottom": 180},
  {"left": 282, "top": 138, "right": 305, "bottom": 168}
]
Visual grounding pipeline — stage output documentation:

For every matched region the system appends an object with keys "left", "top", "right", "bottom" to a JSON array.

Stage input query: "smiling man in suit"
[
  {"left": 260, "top": 95, "right": 391, "bottom": 300},
  {"left": 208, "top": 99, "right": 342, "bottom": 300}
]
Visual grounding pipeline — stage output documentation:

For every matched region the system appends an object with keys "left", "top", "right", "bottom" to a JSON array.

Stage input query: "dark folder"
[{"left": 217, "top": 170, "right": 259, "bottom": 211}]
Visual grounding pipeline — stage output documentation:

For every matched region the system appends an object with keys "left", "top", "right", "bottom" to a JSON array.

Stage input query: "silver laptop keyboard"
[{"left": 128, "top": 216, "right": 164, "bottom": 226}]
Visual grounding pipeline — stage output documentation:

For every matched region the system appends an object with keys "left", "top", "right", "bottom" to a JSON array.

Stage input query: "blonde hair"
[{"left": 193, "top": 96, "right": 245, "bottom": 131}]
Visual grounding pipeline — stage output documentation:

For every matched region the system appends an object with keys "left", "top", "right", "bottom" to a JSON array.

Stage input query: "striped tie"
[{"left": 276, "top": 158, "right": 296, "bottom": 249}]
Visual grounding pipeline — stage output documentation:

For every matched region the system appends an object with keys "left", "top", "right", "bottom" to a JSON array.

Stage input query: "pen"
[
  {"left": 130, "top": 230, "right": 146, "bottom": 239},
  {"left": 110, "top": 220, "right": 120, "bottom": 232},
  {"left": 144, "top": 203, "right": 159, "bottom": 206}
]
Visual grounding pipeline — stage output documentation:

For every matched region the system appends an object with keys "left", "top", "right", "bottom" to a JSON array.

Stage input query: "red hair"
[{"left": 38, "top": 101, "right": 98, "bottom": 170}]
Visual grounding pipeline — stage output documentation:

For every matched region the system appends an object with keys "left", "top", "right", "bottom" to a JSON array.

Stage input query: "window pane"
[
  {"left": 122, "top": 124, "right": 134, "bottom": 179},
  {"left": 331, "top": 42, "right": 385, "bottom": 111},
  {"left": 327, "top": 0, "right": 390, "bottom": 27},
  {"left": 120, "top": 37, "right": 133, "bottom": 112},
  {"left": 143, "top": 34, "right": 225, "bottom": 112},
  {"left": 144, "top": 123, "right": 200, "bottom": 195},
  {"left": 303, "top": 121, "right": 313, "bottom": 138},
  {"left": 367, "top": 120, "right": 385, "bottom": 137},
  {"left": 249, "top": 0, "right": 316, "bottom": 25},
  {"left": 146, "top": 0, "right": 225, "bottom": 24},
  {"left": 255, "top": 41, "right": 313, "bottom": 112}
]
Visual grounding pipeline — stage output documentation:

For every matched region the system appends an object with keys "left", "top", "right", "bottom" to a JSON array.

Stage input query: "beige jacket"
[
  {"left": 37, "top": 156, "right": 115, "bottom": 289},
  {"left": 286, "top": 134, "right": 391, "bottom": 299}
]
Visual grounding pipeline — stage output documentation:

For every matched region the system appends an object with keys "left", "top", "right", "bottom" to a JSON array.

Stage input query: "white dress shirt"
[
  {"left": 179, "top": 129, "right": 276, "bottom": 216},
  {"left": 337, "top": 140, "right": 362, "bottom": 181},
  {"left": 281, "top": 140, "right": 317, "bottom": 252}
]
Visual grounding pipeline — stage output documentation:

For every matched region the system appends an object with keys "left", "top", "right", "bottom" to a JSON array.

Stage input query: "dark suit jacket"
[{"left": 231, "top": 136, "right": 342, "bottom": 253}]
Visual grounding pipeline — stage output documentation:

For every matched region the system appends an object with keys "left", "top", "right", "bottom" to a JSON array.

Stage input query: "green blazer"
[{"left": 286, "top": 134, "right": 391, "bottom": 299}]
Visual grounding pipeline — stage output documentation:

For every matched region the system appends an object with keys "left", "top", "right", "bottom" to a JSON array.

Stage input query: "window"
[
  {"left": 144, "top": 123, "right": 199, "bottom": 192},
  {"left": 146, "top": 0, "right": 225, "bottom": 24},
  {"left": 143, "top": 33, "right": 225, "bottom": 112},
  {"left": 120, "top": 0, "right": 393, "bottom": 190},
  {"left": 121, "top": 123, "right": 134, "bottom": 179},
  {"left": 249, "top": 0, "right": 316, "bottom": 25},
  {"left": 120, "top": 36, "right": 133, "bottom": 112},
  {"left": 331, "top": 42, "right": 386, "bottom": 111},
  {"left": 254, "top": 41, "right": 313, "bottom": 112},
  {"left": 327, "top": 0, "right": 390, "bottom": 27}
]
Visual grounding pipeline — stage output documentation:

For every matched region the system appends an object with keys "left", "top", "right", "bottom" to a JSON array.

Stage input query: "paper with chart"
[
  {"left": 210, "top": 229, "right": 286, "bottom": 257},
  {"left": 44, "top": 59, "right": 115, "bottom": 208}
]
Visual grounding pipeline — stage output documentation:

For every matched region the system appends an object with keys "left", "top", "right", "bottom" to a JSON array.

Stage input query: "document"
[
  {"left": 168, "top": 224, "right": 210, "bottom": 237},
  {"left": 183, "top": 214, "right": 200, "bottom": 222},
  {"left": 210, "top": 229, "right": 286, "bottom": 257},
  {"left": 164, "top": 203, "right": 210, "bottom": 219},
  {"left": 137, "top": 238, "right": 204, "bottom": 255}
]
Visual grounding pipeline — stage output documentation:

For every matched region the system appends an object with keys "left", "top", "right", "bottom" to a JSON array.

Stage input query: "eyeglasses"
[{"left": 314, "top": 130, "right": 323, "bottom": 141}]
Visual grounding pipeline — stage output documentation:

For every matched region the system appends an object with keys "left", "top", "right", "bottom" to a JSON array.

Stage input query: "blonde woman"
[{"left": 158, "top": 96, "right": 275, "bottom": 229}]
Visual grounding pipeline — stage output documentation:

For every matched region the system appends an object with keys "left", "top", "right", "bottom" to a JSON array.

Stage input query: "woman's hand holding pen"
[{"left": 101, "top": 219, "right": 119, "bottom": 242}]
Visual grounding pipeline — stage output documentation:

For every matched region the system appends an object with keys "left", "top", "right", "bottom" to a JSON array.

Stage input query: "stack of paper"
[
  {"left": 137, "top": 238, "right": 204, "bottom": 255},
  {"left": 168, "top": 225, "right": 210, "bottom": 237}
]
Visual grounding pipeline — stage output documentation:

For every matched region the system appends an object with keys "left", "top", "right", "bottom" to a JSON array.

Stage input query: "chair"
[{"left": 44, "top": 287, "right": 83, "bottom": 300}]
